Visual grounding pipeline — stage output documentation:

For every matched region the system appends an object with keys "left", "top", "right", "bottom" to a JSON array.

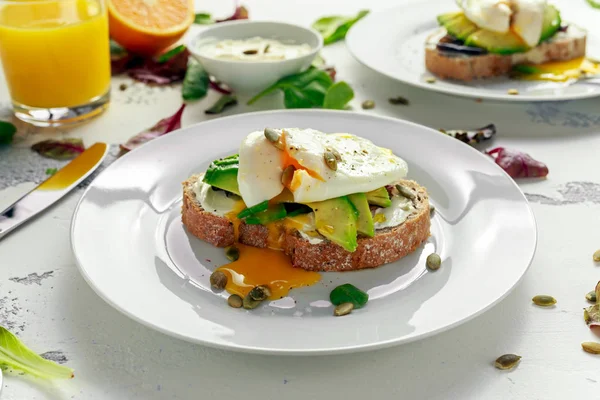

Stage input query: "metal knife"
[{"left": 0, "top": 142, "right": 108, "bottom": 241}]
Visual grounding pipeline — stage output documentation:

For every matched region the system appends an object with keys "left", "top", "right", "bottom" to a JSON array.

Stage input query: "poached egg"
[
  {"left": 237, "top": 128, "right": 408, "bottom": 207},
  {"left": 456, "top": 0, "right": 547, "bottom": 47}
]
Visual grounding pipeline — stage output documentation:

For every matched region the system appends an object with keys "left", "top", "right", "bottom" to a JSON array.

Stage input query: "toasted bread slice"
[
  {"left": 425, "top": 26, "right": 587, "bottom": 81},
  {"left": 182, "top": 176, "right": 431, "bottom": 272}
]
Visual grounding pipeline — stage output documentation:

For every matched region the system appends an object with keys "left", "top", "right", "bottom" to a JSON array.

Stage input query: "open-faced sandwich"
[
  {"left": 182, "top": 128, "right": 430, "bottom": 275},
  {"left": 425, "top": 0, "right": 598, "bottom": 81}
]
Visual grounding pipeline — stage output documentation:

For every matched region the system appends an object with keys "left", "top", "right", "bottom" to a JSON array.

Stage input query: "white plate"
[
  {"left": 71, "top": 110, "right": 536, "bottom": 355},
  {"left": 346, "top": 0, "right": 600, "bottom": 102}
]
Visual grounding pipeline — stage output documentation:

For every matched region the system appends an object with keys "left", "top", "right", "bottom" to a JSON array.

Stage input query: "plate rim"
[
  {"left": 346, "top": 0, "right": 600, "bottom": 103},
  {"left": 70, "top": 109, "right": 538, "bottom": 355}
]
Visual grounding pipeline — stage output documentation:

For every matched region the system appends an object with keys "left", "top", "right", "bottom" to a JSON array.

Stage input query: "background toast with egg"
[
  {"left": 182, "top": 177, "right": 431, "bottom": 272},
  {"left": 425, "top": 27, "right": 587, "bottom": 81}
]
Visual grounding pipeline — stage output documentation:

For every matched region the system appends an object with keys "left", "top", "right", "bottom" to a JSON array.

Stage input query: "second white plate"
[{"left": 346, "top": 0, "right": 600, "bottom": 102}]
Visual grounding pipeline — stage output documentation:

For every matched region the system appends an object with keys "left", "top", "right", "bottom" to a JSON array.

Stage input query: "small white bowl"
[{"left": 187, "top": 21, "right": 323, "bottom": 94}]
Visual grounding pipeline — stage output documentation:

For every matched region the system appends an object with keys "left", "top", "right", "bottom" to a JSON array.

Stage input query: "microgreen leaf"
[
  {"left": 128, "top": 48, "right": 189, "bottom": 85},
  {"left": 182, "top": 61, "right": 210, "bottom": 101},
  {"left": 156, "top": 45, "right": 187, "bottom": 63},
  {"left": 312, "top": 10, "right": 369, "bottom": 45},
  {"left": 205, "top": 95, "right": 238, "bottom": 114},
  {"left": 31, "top": 139, "right": 85, "bottom": 160},
  {"left": 0, "top": 121, "right": 17, "bottom": 145},
  {"left": 120, "top": 104, "right": 185, "bottom": 152},
  {"left": 587, "top": 0, "right": 600, "bottom": 9},
  {"left": 45, "top": 168, "right": 58, "bottom": 176},
  {"left": 330, "top": 284, "right": 369, "bottom": 309},
  {"left": 194, "top": 12, "right": 213, "bottom": 24},
  {"left": 486, "top": 147, "right": 549, "bottom": 179},
  {"left": 0, "top": 326, "right": 73, "bottom": 379},
  {"left": 323, "top": 81, "right": 354, "bottom": 109}
]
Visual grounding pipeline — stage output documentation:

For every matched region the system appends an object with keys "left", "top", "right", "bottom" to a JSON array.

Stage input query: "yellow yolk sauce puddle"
[
  {"left": 215, "top": 243, "right": 321, "bottom": 300},
  {"left": 513, "top": 57, "right": 600, "bottom": 82}
]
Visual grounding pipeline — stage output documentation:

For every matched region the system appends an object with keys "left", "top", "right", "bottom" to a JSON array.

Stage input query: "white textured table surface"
[{"left": 2, "top": 0, "right": 600, "bottom": 398}]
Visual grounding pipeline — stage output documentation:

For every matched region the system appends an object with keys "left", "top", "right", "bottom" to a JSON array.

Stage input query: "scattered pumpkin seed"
[
  {"left": 594, "top": 249, "right": 600, "bottom": 262},
  {"left": 334, "top": 302, "right": 354, "bottom": 316},
  {"left": 425, "top": 77, "right": 436, "bottom": 84},
  {"left": 225, "top": 246, "right": 240, "bottom": 262},
  {"left": 585, "top": 308, "right": 592, "bottom": 323},
  {"left": 395, "top": 184, "right": 416, "bottom": 200},
  {"left": 264, "top": 128, "right": 284, "bottom": 150},
  {"left": 281, "top": 165, "right": 295, "bottom": 187},
  {"left": 330, "top": 148, "right": 342, "bottom": 161},
  {"left": 243, "top": 293, "right": 262, "bottom": 309},
  {"left": 210, "top": 271, "right": 227, "bottom": 290},
  {"left": 119, "top": 83, "right": 127, "bottom": 91},
  {"left": 249, "top": 285, "right": 271, "bottom": 301},
  {"left": 426, "top": 253, "right": 441, "bottom": 271},
  {"left": 324, "top": 151, "right": 338, "bottom": 171},
  {"left": 582, "top": 342, "right": 600, "bottom": 354},
  {"left": 361, "top": 100, "right": 375, "bottom": 109},
  {"left": 532, "top": 295, "right": 557, "bottom": 307},
  {"left": 388, "top": 96, "right": 409, "bottom": 105},
  {"left": 243, "top": 49, "right": 258, "bottom": 55},
  {"left": 587, "top": 291, "right": 597, "bottom": 303},
  {"left": 507, "top": 88, "right": 519, "bottom": 95},
  {"left": 227, "top": 294, "right": 243, "bottom": 308},
  {"left": 494, "top": 354, "right": 521, "bottom": 370}
]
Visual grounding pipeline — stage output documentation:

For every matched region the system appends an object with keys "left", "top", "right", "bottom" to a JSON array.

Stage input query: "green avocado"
[
  {"left": 365, "top": 187, "right": 392, "bottom": 208},
  {"left": 436, "top": 11, "right": 462, "bottom": 26},
  {"left": 308, "top": 196, "right": 358, "bottom": 252},
  {"left": 348, "top": 193, "right": 374, "bottom": 238},
  {"left": 465, "top": 29, "right": 528, "bottom": 55},
  {"left": 441, "top": 13, "right": 479, "bottom": 41},
  {"left": 202, "top": 154, "right": 240, "bottom": 195},
  {"left": 245, "top": 204, "right": 287, "bottom": 225},
  {"left": 540, "top": 5, "right": 561, "bottom": 42}
]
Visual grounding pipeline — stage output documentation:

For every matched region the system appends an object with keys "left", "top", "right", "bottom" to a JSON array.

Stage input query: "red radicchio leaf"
[
  {"left": 120, "top": 104, "right": 186, "bottom": 152},
  {"left": 216, "top": 5, "right": 249, "bottom": 22},
  {"left": 31, "top": 139, "right": 85, "bottom": 160},
  {"left": 209, "top": 79, "right": 233, "bottom": 95},
  {"left": 324, "top": 66, "right": 337, "bottom": 81},
  {"left": 486, "top": 147, "right": 549, "bottom": 179},
  {"left": 128, "top": 49, "right": 190, "bottom": 85}
]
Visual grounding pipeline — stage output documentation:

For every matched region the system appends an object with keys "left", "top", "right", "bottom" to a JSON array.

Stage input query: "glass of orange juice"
[{"left": 0, "top": 0, "right": 110, "bottom": 126}]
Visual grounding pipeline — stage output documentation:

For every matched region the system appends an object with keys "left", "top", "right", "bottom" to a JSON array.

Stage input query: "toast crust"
[{"left": 182, "top": 178, "right": 431, "bottom": 272}]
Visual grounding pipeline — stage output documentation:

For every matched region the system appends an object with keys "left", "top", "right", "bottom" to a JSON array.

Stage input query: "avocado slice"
[
  {"left": 540, "top": 5, "right": 561, "bottom": 42},
  {"left": 366, "top": 187, "right": 392, "bottom": 208},
  {"left": 348, "top": 193, "right": 374, "bottom": 238},
  {"left": 465, "top": 29, "right": 529, "bottom": 55},
  {"left": 441, "top": 13, "right": 479, "bottom": 41},
  {"left": 245, "top": 204, "right": 287, "bottom": 225},
  {"left": 436, "top": 11, "right": 462, "bottom": 26},
  {"left": 202, "top": 154, "right": 240, "bottom": 195},
  {"left": 308, "top": 196, "right": 358, "bottom": 252}
]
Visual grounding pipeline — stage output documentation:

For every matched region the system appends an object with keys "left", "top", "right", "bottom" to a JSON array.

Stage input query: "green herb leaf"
[
  {"left": 330, "top": 283, "right": 369, "bottom": 309},
  {"left": 109, "top": 39, "right": 127, "bottom": 57},
  {"left": 0, "top": 121, "right": 17, "bottom": 145},
  {"left": 156, "top": 45, "right": 187, "bottom": 63},
  {"left": 205, "top": 95, "right": 238, "bottom": 114},
  {"left": 194, "top": 12, "right": 213, "bottom": 24},
  {"left": 45, "top": 168, "right": 58, "bottom": 176},
  {"left": 182, "top": 61, "right": 210, "bottom": 101},
  {"left": 31, "top": 139, "right": 85, "bottom": 160},
  {"left": 587, "top": 0, "right": 600, "bottom": 8},
  {"left": 312, "top": 10, "right": 369, "bottom": 45},
  {"left": 0, "top": 326, "right": 74, "bottom": 379},
  {"left": 511, "top": 64, "right": 542, "bottom": 75},
  {"left": 323, "top": 81, "right": 354, "bottom": 109}
]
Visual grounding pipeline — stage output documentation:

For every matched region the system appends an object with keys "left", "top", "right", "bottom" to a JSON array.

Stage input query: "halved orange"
[{"left": 107, "top": 0, "right": 194, "bottom": 56}]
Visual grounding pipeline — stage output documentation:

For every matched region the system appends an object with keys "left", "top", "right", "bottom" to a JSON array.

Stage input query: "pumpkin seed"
[
  {"left": 507, "top": 88, "right": 519, "bottom": 95},
  {"left": 330, "top": 148, "right": 342, "bottom": 161},
  {"left": 532, "top": 295, "right": 557, "bottom": 307},
  {"left": 324, "top": 151, "right": 338, "bottom": 171},
  {"left": 594, "top": 249, "right": 600, "bottom": 262},
  {"left": 249, "top": 285, "right": 271, "bottom": 301},
  {"left": 361, "top": 100, "right": 375, "bottom": 109},
  {"left": 425, "top": 77, "right": 436, "bottom": 84},
  {"left": 494, "top": 354, "right": 521, "bottom": 370},
  {"left": 582, "top": 342, "right": 600, "bottom": 354},
  {"left": 210, "top": 271, "right": 227, "bottom": 290},
  {"left": 281, "top": 165, "right": 295, "bottom": 187},
  {"left": 243, "top": 49, "right": 258, "bottom": 55},
  {"left": 426, "top": 253, "right": 441, "bottom": 271},
  {"left": 395, "top": 184, "right": 416, "bottom": 200},
  {"left": 264, "top": 128, "right": 284, "bottom": 150},
  {"left": 388, "top": 96, "right": 409, "bottom": 105},
  {"left": 587, "top": 291, "right": 597, "bottom": 303},
  {"left": 585, "top": 308, "right": 592, "bottom": 323},
  {"left": 225, "top": 246, "right": 240, "bottom": 262},
  {"left": 334, "top": 302, "right": 354, "bottom": 317},
  {"left": 227, "top": 294, "right": 243, "bottom": 308},
  {"left": 119, "top": 83, "right": 127, "bottom": 91},
  {"left": 243, "top": 293, "right": 262, "bottom": 309}
]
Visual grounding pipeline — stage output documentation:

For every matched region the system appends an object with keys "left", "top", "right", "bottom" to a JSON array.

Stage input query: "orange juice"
[{"left": 0, "top": 0, "right": 110, "bottom": 109}]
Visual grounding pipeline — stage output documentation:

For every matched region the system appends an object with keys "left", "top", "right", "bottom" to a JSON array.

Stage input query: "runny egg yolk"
[
  {"left": 515, "top": 57, "right": 600, "bottom": 82},
  {"left": 224, "top": 199, "right": 246, "bottom": 241},
  {"left": 280, "top": 132, "right": 324, "bottom": 192},
  {"left": 215, "top": 244, "right": 321, "bottom": 299}
]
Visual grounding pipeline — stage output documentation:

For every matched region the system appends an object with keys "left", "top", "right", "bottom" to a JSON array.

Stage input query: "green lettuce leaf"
[{"left": 312, "top": 10, "right": 369, "bottom": 45}]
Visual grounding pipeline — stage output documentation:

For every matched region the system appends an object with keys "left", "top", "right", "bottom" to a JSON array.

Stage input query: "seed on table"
[
  {"left": 361, "top": 100, "right": 375, "bottom": 109},
  {"left": 582, "top": 342, "right": 600, "bottom": 354},
  {"left": 425, "top": 77, "right": 436, "bottom": 84},
  {"left": 507, "top": 88, "right": 519, "bottom": 95},
  {"left": 593, "top": 249, "right": 600, "bottom": 262},
  {"left": 225, "top": 246, "right": 240, "bottom": 262},
  {"left": 532, "top": 295, "right": 557, "bottom": 307},
  {"left": 426, "top": 253, "right": 441, "bottom": 271},
  {"left": 334, "top": 302, "right": 354, "bottom": 316},
  {"left": 494, "top": 354, "right": 521, "bottom": 370},
  {"left": 227, "top": 294, "right": 243, "bottom": 308},
  {"left": 119, "top": 83, "right": 127, "bottom": 91},
  {"left": 210, "top": 271, "right": 227, "bottom": 290},
  {"left": 587, "top": 291, "right": 597, "bottom": 303}
]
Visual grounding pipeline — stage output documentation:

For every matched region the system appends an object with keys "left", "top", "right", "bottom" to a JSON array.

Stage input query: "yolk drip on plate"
[
  {"left": 513, "top": 57, "right": 600, "bottom": 82},
  {"left": 215, "top": 244, "right": 321, "bottom": 299}
]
